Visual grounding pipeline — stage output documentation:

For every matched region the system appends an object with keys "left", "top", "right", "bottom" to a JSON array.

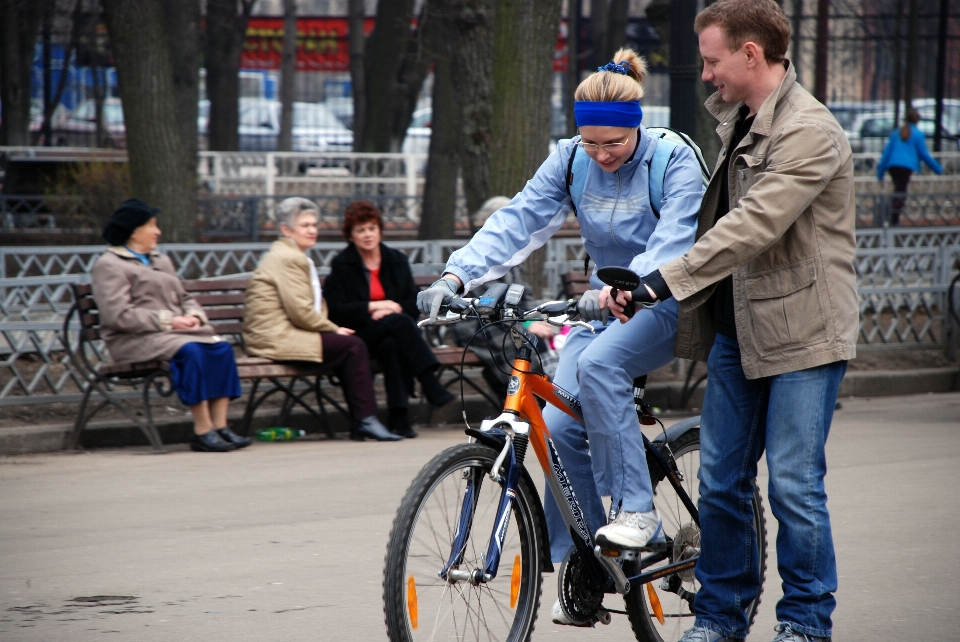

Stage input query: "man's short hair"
[{"left": 694, "top": 0, "right": 791, "bottom": 63}]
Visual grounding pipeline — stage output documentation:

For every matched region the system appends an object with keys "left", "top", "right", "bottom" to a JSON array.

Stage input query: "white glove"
[
  {"left": 417, "top": 277, "right": 460, "bottom": 322},
  {"left": 576, "top": 289, "right": 609, "bottom": 324}
]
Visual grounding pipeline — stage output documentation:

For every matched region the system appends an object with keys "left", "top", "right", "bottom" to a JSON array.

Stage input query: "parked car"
[
  {"left": 51, "top": 98, "right": 126, "bottom": 148},
  {"left": 320, "top": 96, "right": 354, "bottom": 129},
  {"left": 401, "top": 108, "right": 432, "bottom": 155},
  {"left": 234, "top": 98, "right": 352, "bottom": 152},
  {"left": 845, "top": 111, "right": 957, "bottom": 154}
]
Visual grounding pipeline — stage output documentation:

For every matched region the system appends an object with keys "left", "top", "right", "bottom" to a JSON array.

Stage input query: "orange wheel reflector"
[
  {"left": 646, "top": 583, "right": 665, "bottom": 625},
  {"left": 510, "top": 555, "right": 522, "bottom": 608},
  {"left": 407, "top": 575, "right": 419, "bottom": 630}
]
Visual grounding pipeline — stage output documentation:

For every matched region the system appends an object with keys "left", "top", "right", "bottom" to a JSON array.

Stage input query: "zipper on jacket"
[{"left": 610, "top": 170, "right": 630, "bottom": 250}]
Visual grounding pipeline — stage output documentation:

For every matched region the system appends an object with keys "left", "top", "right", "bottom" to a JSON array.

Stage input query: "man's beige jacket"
[{"left": 660, "top": 62, "right": 858, "bottom": 379}]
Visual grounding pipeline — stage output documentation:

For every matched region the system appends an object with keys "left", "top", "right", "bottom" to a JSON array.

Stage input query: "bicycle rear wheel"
[
  {"left": 383, "top": 443, "right": 545, "bottom": 642},
  {"left": 624, "top": 427, "right": 768, "bottom": 642}
]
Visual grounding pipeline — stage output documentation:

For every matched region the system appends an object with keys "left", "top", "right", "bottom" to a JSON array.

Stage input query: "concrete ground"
[{"left": 1, "top": 392, "right": 958, "bottom": 641}]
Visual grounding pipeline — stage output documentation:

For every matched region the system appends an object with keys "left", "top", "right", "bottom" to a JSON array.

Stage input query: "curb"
[{"left": 0, "top": 368, "right": 956, "bottom": 456}]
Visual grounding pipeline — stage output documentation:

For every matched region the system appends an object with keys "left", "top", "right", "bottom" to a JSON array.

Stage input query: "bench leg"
[
  {"left": 238, "top": 378, "right": 262, "bottom": 437},
  {"left": 72, "top": 378, "right": 165, "bottom": 452},
  {"left": 312, "top": 377, "right": 335, "bottom": 439},
  {"left": 140, "top": 372, "right": 171, "bottom": 452}
]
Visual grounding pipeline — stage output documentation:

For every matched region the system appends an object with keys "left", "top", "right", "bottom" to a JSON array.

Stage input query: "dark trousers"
[
  {"left": 888, "top": 166, "right": 912, "bottom": 225},
  {"left": 320, "top": 332, "right": 377, "bottom": 420},
  {"left": 356, "top": 313, "right": 439, "bottom": 410}
]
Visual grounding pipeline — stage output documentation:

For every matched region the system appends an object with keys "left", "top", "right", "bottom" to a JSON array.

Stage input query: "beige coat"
[
  {"left": 659, "top": 62, "right": 858, "bottom": 379},
  {"left": 90, "top": 247, "right": 220, "bottom": 363},
  {"left": 242, "top": 238, "right": 340, "bottom": 363}
]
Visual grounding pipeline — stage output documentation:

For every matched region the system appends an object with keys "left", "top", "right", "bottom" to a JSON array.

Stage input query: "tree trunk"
[
  {"left": 102, "top": 0, "right": 196, "bottom": 241},
  {"left": 490, "top": 0, "right": 563, "bottom": 297},
  {"left": 442, "top": 0, "right": 495, "bottom": 225},
  {"left": 348, "top": 0, "right": 367, "bottom": 147},
  {"left": 565, "top": 0, "right": 581, "bottom": 137},
  {"left": 162, "top": 0, "right": 200, "bottom": 227},
  {"left": 419, "top": 8, "right": 461, "bottom": 240},
  {"left": 589, "top": 0, "right": 629, "bottom": 69},
  {"left": 278, "top": 0, "right": 297, "bottom": 152},
  {"left": 389, "top": 4, "right": 435, "bottom": 152},
  {"left": 205, "top": 0, "right": 254, "bottom": 151},
  {"left": 359, "top": 0, "right": 416, "bottom": 152},
  {"left": 0, "top": 0, "right": 43, "bottom": 146}
]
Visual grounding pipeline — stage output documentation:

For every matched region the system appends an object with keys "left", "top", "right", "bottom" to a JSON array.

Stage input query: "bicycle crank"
[{"left": 557, "top": 550, "right": 611, "bottom": 627}]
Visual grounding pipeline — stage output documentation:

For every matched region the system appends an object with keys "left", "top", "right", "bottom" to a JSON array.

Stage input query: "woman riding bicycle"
[{"left": 417, "top": 48, "right": 704, "bottom": 621}]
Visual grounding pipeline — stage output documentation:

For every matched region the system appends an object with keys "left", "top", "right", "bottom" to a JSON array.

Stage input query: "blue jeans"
[
  {"left": 542, "top": 298, "right": 679, "bottom": 563},
  {"left": 695, "top": 332, "right": 846, "bottom": 639}
]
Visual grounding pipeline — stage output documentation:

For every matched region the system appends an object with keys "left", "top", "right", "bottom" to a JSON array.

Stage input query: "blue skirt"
[{"left": 168, "top": 341, "right": 242, "bottom": 407}]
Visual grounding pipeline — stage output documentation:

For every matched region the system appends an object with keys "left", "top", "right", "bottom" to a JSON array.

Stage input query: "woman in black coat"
[{"left": 324, "top": 200, "right": 453, "bottom": 437}]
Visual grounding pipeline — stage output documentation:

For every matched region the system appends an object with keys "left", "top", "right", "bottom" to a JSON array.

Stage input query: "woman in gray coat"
[{"left": 91, "top": 199, "right": 248, "bottom": 452}]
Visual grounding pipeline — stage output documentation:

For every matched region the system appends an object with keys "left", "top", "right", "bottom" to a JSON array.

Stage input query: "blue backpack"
[{"left": 565, "top": 126, "right": 710, "bottom": 219}]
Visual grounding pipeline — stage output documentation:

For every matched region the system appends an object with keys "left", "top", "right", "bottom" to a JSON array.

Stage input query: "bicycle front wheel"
[
  {"left": 624, "top": 426, "right": 768, "bottom": 642},
  {"left": 383, "top": 442, "right": 545, "bottom": 642}
]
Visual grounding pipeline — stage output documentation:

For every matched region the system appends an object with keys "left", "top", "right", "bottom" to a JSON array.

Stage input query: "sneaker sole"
[{"left": 595, "top": 532, "right": 668, "bottom": 552}]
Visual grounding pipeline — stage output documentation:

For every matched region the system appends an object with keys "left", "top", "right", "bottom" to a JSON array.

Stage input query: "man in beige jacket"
[{"left": 606, "top": 1, "right": 856, "bottom": 641}]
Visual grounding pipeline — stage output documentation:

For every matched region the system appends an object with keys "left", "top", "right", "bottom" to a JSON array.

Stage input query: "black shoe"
[
  {"left": 354, "top": 416, "right": 402, "bottom": 441},
  {"left": 216, "top": 426, "right": 252, "bottom": 449},
  {"left": 419, "top": 371, "right": 455, "bottom": 408},
  {"left": 190, "top": 430, "right": 236, "bottom": 452},
  {"left": 388, "top": 408, "right": 417, "bottom": 439}
]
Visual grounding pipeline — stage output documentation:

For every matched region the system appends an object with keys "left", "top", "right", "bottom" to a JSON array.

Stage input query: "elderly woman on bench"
[
  {"left": 90, "top": 199, "right": 249, "bottom": 453},
  {"left": 242, "top": 197, "right": 400, "bottom": 442}
]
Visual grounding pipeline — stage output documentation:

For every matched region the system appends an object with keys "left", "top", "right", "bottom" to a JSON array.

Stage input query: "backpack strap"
[
  {"left": 565, "top": 139, "right": 593, "bottom": 274},
  {"left": 565, "top": 137, "right": 590, "bottom": 218},
  {"left": 648, "top": 134, "right": 678, "bottom": 219}
]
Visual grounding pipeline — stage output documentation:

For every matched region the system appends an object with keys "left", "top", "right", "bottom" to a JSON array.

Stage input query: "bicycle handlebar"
[{"left": 418, "top": 296, "right": 595, "bottom": 333}]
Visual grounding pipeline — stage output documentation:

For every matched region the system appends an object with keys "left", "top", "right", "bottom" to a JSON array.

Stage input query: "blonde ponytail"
[{"left": 575, "top": 48, "right": 649, "bottom": 103}]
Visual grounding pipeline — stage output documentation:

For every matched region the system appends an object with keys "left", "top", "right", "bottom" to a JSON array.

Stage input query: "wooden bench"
[
  {"left": 65, "top": 280, "right": 347, "bottom": 452},
  {"left": 560, "top": 270, "right": 592, "bottom": 299},
  {"left": 65, "top": 276, "right": 500, "bottom": 451},
  {"left": 410, "top": 273, "right": 502, "bottom": 408}
]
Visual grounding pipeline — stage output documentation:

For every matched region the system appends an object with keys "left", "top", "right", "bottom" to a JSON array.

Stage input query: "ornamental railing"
[{"left": 1, "top": 232, "right": 958, "bottom": 406}]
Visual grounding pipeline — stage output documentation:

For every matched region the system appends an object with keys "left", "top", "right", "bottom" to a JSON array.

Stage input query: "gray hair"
[{"left": 274, "top": 197, "right": 319, "bottom": 230}]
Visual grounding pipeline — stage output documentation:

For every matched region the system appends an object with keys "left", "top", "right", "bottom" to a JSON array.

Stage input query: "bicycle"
[{"left": 383, "top": 271, "right": 768, "bottom": 642}]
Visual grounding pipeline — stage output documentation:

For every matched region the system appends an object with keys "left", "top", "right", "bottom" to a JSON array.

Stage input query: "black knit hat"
[{"left": 102, "top": 199, "right": 160, "bottom": 246}]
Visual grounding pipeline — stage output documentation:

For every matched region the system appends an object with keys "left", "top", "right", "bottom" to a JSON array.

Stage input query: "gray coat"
[
  {"left": 660, "top": 62, "right": 858, "bottom": 379},
  {"left": 90, "top": 247, "right": 221, "bottom": 363}
]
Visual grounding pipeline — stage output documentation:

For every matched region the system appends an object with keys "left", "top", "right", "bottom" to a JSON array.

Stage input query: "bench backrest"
[
  {"left": 560, "top": 271, "right": 591, "bottom": 298},
  {"left": 71, "top": 279, "right": 251, "bottom": 343}
]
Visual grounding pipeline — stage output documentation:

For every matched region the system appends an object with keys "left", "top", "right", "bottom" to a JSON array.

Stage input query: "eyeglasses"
[{"left": 576, "top": 137, "right": 630, "bottom": 152}]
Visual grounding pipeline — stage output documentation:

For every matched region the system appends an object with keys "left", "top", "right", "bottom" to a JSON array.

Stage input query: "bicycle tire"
[
  {"left": 383, "top": 442, "right": 545, "bottom": 642},
  {"left": 624, "top": 427, "right": 768, "bottom": 642}
]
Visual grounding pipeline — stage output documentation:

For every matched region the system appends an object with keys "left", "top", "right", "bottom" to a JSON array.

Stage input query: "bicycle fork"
[{"left": 439, "top": 421, "right": 526, "bottom": 585}]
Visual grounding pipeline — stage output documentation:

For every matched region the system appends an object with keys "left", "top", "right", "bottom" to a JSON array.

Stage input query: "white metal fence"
[{"left": 2, "top": 230, "right": 959, "bottom": 405}]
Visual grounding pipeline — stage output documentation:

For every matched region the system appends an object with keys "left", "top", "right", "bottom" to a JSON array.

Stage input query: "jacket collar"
[
  {"left": 106, "top": 245, "right": 162, "bottom": 261},
  {"left": 274, "top": 237, "right": 302, "bottom": 253},
  {"left": 339, "top": 242, "right": 396, "bottom": 265},
  {"left": 705, "top": 59, "right": 797, "bottom": 138}
]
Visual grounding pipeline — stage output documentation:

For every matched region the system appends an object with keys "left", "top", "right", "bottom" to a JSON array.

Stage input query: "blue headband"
[{"left": 574, "top": 101, "right": 643, "bottom": 128}]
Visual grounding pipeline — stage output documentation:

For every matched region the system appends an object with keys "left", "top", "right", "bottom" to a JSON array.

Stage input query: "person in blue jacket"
[
  {"left": 416, "top": 48, "right": 704, "bottom": 624},
  {"left": 876, "top": 108, "right": 944, "bottom": 225}
]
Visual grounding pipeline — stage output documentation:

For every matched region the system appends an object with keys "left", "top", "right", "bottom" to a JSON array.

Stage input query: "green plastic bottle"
[{"left": 255, "top": 427, "right": 306, "bottom": 442}]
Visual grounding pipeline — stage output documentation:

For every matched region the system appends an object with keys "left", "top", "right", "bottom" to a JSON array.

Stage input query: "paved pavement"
[{"left": 1, "top": 392, "right": 958, "bottom": 641}]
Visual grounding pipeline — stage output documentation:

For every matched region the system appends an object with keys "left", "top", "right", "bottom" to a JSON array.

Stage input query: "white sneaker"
[
  {"left": 551, "top": 599, "right": 573, "bottom": 625},
  {"left": 594, "top": 508, "right": 665, "bottom": 550}
]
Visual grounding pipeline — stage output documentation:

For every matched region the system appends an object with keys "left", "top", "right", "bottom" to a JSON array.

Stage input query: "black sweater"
[{"left": 323, "top": 242, "right": 419, "bottom": 331}]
